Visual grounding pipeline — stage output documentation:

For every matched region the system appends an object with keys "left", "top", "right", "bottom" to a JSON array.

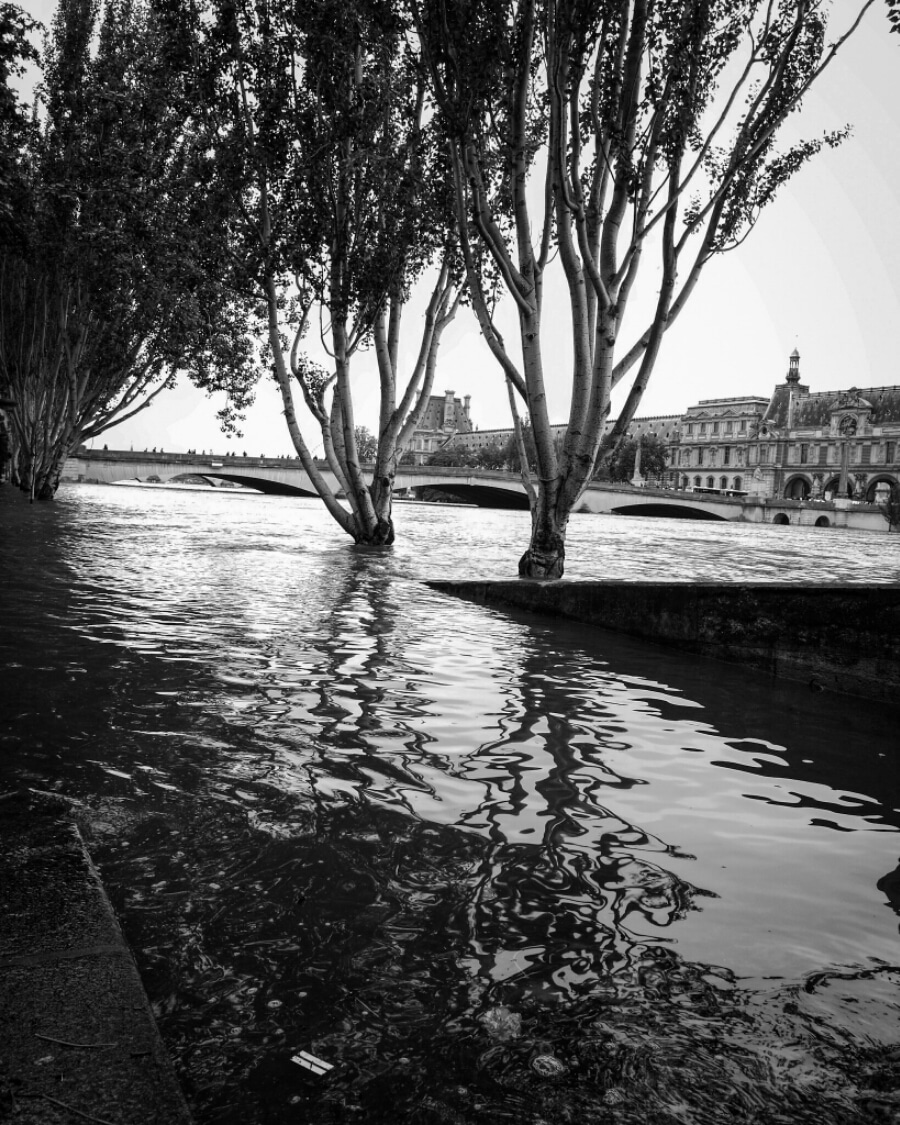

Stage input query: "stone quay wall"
[{"left": 428, "top": 581, "right": 900, "bottom": 705}]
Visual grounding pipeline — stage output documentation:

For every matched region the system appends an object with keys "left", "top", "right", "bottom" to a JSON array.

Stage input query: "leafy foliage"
[
  {"left": 186, "top": 0, "right": 462, "bottom": 544},
  {"left": 0, "top": 0, "right": 258, "bottom": 498},
  {"left": 354, "top": 426, "right": 379, "bottom": 463},
  {"left": 426, "top": 445, "right": 475, "bottom": 467},
  {"left": 606, "top": 434, "right": 669, "bottom": 483},
  {"left": 474, "top": 442, "right": 507, "bottom": 470},
  {"left": 503, "top": 420, "right": 537, "bottom": 474},
  {"left": 0, "top": 3, "right": 38, "bottom": 247}
]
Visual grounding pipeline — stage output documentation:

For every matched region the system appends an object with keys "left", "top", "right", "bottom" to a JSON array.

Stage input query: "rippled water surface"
[{"left": 2, "top": 484, "right": 900, "bottom": 1124}]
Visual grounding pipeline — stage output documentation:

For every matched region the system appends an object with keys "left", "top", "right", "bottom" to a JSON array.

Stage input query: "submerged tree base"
[
  {"left": 518, "top": 540, "right": 565, "bottom": 580},
  {"left": 352, "top": 517, "right": 395, "bottom": 547}
]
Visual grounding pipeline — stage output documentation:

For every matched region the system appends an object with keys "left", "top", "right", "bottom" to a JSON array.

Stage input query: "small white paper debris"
[{"left": 291, "top": 1050, "right": 333, "bottom": 1076}]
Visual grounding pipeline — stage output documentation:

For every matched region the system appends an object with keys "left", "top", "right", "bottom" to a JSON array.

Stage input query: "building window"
[
  {"left": 687, "top": 423, "right": 694, "bottom": 436},
  {"left": 725, "top": 421, "right": 733, "bottom": 433},
  {"left": 701, "top": 422, "right": 708, "bottom": 434},
  {"left": 739, "top": 420, "right": 747, "bottom": 432},
  {"left": 800, "top": 444, "right": 808, "bottom": 464},
  {"left": 759, "top": 445, "right": 768, "bottom": 464},
  {"left": 719, "top": 476, "right": 727, "bottom": 489},
  {"left": 734, "top": 476, "right": 742, "bottom": 491},
  {"left": 706, "top": 476, "right": 715, "bottom": 489},
  {"left": 723, "top": 447, "right": 731, "bottom": 465},
  {"left": 693, "top": 476, "right": 701, "bottom": 487},
  {"left": 887, "top": 441, "right": 896, "bottom": 463},
  {"left": 697, "top": 448, "right": 704, "bottom": 466},
  {"left": 712, "top": 421, "right": 719, "bottom": 434},
  {"left": 862, "top": 444, "right": 871, "bottom": 465}
]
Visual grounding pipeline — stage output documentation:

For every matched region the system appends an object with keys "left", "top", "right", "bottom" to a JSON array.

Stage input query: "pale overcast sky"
[{"left": 18, "top": 1, "right": 900, "bottom": 455}]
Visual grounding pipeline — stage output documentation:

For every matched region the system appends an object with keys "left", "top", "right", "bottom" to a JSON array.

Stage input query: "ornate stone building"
[
  {"left": 670, "top": 350, "right": 900, "bottom": 502},
  {"left": 408, "top": 391, "right": 474, "bottom": 463},
  {"left": 421, "top": 353, "right": 900, "bottom": 502},
  {"left": 670, "top": 393, "right": 770, "bottom": 493}
]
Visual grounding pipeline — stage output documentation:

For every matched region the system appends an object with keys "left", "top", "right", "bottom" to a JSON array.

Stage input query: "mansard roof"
[{"left": 772, "top": 386, "right": 900, "bottom": 430}]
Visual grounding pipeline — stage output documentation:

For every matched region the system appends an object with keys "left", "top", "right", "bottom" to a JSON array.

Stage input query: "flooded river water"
[{"left": 2, "top": 483, "right": 900, "bottom": 1124}]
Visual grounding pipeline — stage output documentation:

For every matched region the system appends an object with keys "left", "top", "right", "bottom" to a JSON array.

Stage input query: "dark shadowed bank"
[
  {"left": 0, "top": 792, "right": 192, "bottom": 1124},
  {"left": 427, "top": 581, "right": 900, "bottom": 705}
]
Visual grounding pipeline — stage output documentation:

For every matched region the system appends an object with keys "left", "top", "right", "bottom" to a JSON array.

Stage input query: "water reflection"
[{"left": 2, "top": 485, "right": 899, "bottom": 1123}]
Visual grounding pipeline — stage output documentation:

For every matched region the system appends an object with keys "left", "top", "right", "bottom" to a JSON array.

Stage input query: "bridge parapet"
[{"left": 61, "top": 449, "right": 888, "bottom": 529}]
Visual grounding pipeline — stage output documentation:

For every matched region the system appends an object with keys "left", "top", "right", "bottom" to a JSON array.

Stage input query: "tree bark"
[{"left": 518, "top": 498, "right": 567, "bottom": 579}]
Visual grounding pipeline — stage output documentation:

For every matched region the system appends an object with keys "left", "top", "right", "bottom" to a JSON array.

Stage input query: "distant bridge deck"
[
  {"left": 63, "top": 450, "right": 743, "bottom": 519},
  {"left": 62, "top": 449, "right": 887, "bottom": 530}
]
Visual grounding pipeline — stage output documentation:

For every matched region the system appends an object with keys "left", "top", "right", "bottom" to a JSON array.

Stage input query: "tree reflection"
[{"left": 446, "top": 645, "right": 711, "bottom": 1008}]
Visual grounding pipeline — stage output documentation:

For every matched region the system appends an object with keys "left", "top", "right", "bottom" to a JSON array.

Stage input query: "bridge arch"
[
  {"left": 772, "top": 512, "right": 791, "bottom": 525},
  {"left": 610, "top": 502, "right": 727, "bottom": 521},
  {"left": 412, "top": 483, "right": 529, "bottom": 509},
  {"left": 169, "top": 472, "right": 317, "bottom": 497}
]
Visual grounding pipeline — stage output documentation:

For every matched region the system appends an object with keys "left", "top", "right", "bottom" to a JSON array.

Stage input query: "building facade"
[
  {"left": 419, "top": 353, "right": 900, "bottom": 502},
  {"left": 669, "top": 394, "right": 770, "bottom": 493},
  {"left": 670, "top": 351, "right": 900, "bottom": 502},
  {"left": 408, "top": 391, "right": 474, "bottom": 462}
]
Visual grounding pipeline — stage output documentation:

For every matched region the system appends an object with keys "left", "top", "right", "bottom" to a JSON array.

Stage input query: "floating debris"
[
  {"left": 291, "top": 1050, "right": 333, "bottom": 1076},
  {"left": 530, "top": 1053, "right": 566, "bottom": 1079},
  {"left": 480, "top": 1005, "right": 522, "bottom": 1043}
]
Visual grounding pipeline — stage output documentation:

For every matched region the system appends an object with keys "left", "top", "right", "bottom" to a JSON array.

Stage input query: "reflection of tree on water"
[
  {"left": 251, "top": 552, "right": 712, "bottom": 1010},
  {"left": 77, "top": 545, "right": 900, "bottom": 1124},
  {"left": 452, "top": 645, "right": 713, "bottom": 1008},
  {"left": 253, "top": 545, "right": 446, "bottom": 807}
]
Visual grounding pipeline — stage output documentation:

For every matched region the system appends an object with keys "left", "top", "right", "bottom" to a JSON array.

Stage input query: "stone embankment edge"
[
  {"left": 0, "top": 792, "right": 193, "bottom": 1124},
  {"left": 427, "top": 580, "right": 900, "bottom": 705}
]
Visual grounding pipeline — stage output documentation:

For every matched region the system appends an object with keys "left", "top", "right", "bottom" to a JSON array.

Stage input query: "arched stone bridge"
[{"left": 63, "top": 449, "right": 744, "bottom": 520}]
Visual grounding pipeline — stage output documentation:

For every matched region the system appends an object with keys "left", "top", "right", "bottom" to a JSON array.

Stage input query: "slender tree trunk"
[{"left": 517, "top": 306, "right": 567, "bottom": 579}]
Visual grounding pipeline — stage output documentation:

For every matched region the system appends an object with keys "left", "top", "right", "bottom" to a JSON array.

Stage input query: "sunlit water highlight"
[{"left": 2, "top": 484, "right": 900, "bottom": 1124}]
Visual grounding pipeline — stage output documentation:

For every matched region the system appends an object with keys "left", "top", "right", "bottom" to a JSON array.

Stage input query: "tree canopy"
[
  {"left": 605, "top": 434, "right": 669, "bottom": 484},
  {"left": 182, "top": 0, "right": 463, "bottom": 543},
  {"left": 0, "top": 0, "right": 255, "bottom": 498}
]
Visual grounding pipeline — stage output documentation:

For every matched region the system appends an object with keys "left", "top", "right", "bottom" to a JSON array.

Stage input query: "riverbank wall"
[
  {"left": 0, "top": 792, "right": 192, "bottom": 1124},
  {"left": 428, "top": 581, "right": 900, "bottom": 705}
]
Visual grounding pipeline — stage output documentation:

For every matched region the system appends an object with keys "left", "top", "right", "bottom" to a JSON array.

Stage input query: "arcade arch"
[
  {"left": 865, "top": 475, "right": 899, "bottom": 503},
  {"left": 784, "top": 476, "right": 810, "bottom": 500}
]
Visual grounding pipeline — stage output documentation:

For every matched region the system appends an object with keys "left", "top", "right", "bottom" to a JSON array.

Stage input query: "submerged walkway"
[
  {"left": 429, "top": 580, "right": 900, "bottom": 705},
  {"left": 0, "top": 791, "right": 192, "bottom": 1124}
]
